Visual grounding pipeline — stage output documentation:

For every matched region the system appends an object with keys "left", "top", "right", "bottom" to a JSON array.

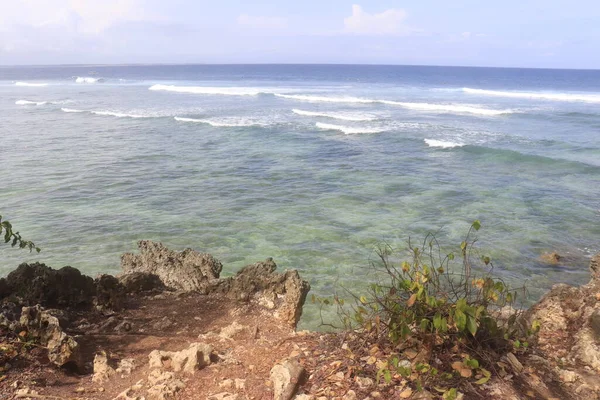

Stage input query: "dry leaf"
[
  {"left": 399, "top": 388, "right": 413, "bottom": 398},
  {"left": 407, "top": 294, "right": 417, "bottom": 307}
]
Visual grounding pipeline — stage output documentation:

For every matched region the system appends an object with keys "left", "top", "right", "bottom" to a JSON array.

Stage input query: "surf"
[
  {"left": 174, "top": 116, "right": 267, "bottom": 127},
  {"left": 315, "top": 122, "right": 386, "bottom": 134},
  {"left": 463, "top": 87, "right": 600, "bottom": 103},
  {"left": 150, "top": 84, "right": 266, "bottom": 96},
  {"left": 292, "top": 109, "right": 377, "bottom": 121},
  {"left": 15, "top": 82, "right": 48, "bottom": 87},
  {"left": 16, "top": 100, "right": 47, "bottom": 106},
  {"left": 424, "top": 139, "right": 465, "bottom": 148}
]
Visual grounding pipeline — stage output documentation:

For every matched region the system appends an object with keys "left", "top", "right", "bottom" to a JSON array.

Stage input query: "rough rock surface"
[
  {"left": 121, "top": 241, "right": 223, "bottom": 292},
  {"left": 1, "top": 263, "right": 95, "bottom": 307},
  {"left": 92, "top": 351, "right": 115, "bottom": 383},
  {"left": 148, "top": 342, "right": 213, "bottom": 374},
  {"left": 270, "top": 359, "right": 305, "bottom": 400},
  {"left": 18, "top": 305, "right": 81, "bottom": 368},
  {"left": 119, "top": 271, "right": 165, "bottom": 293}
]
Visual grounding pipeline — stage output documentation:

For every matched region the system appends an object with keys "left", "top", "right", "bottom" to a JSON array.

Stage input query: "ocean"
[{"left": 1, "top": 64, "right": 599, "bottom": 328}]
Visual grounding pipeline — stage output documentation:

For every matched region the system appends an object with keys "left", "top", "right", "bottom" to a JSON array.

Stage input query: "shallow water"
[{"left": 1, "top": 65, "right": 599, "bottom": 328}]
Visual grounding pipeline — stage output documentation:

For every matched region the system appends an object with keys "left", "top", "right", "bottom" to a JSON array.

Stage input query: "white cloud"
[
  {"left": 237, "top": 14, "right": 287, "bottom": 30},
  {"left": 343, "top": 4, "right": 408, "bottom": 35}
]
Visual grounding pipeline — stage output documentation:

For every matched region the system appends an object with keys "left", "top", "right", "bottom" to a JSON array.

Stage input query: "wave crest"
[
  {"left": 292, "top": 109, "right": 377, "bottom": 121},
  {"left": 61, "top": 108, "right": 85, "bottom": 113},
  {"left": 16, "top": 100, "right": 47, "bottom": 106},
  {"left": 316, "top": 122, "right": 385, "bottom": 135},
  {"left": 174, "top": 116, "right": 267, "bottom": 127},
  {"left": 75, "top": 77, "right": 101, "bottom": 83},
  {"left": 463, "top": 87, "right": 600, "bottom": 103},
  {"left": 150, "top": 84, "right": 265, "bottom": 96},
  {"left": 424, "top": 139, "right": 465, "bottom": 148},
  {"left": 15, "top": 82, "right": 48, "bottom": 87}
]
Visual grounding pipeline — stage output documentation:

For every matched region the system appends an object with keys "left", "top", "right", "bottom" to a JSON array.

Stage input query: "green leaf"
[
  {"left": 466, "top": 316, "right": 478, "bottom": 336},
  {"left": 465, "top": 358, "right": 479, "bottom": 369},
  {"left": 475, "top": 368, "right": 491, "bottom": 385},
  {"left": 384, "top": 369, "right": 392, "bottom": 383},
  {"left": 455, "top": 310, "right": 467, "bottom": 331},
  {"left": 433, "top": 313, "right": 442, "bottom": 330},
  {"left": 472, "top": 220, "right": 481, "bottom": 231}
]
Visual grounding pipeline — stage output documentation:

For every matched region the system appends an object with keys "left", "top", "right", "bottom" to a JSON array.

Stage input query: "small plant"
[
  {"left": 316, "top": 221, "right": 536, "bottom": 397},
  {"left": 0, "top": 214, "right": 40, "bottom": 252}
]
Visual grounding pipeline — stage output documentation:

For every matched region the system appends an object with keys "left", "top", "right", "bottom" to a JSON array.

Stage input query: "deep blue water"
[{"left": 1, "top": 64, "right": 599, "bottom": 327}]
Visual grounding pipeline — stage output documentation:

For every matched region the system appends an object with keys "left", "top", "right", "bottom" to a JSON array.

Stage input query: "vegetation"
[
  {"left": 0, "top": 214, "right": 40, "bottom": 253},
  {"left": 313, "top": 221, "right": 540, "bottom": 398}
]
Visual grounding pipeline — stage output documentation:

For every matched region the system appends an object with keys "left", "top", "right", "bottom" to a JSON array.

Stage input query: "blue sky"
[{"left": 1, "top": 1, "right": 599, "bottom": 68}]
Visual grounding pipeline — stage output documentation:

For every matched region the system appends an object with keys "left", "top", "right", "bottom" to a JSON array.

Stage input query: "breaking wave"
[
  {"left": 277, "top": 94, "right": 511, "bottom": 116},
  {"left": 16, "top": 100, "right": 47, "bottom": 106},
  {"left": 15, "top": 82, "right": 48, "bottom": 87},
  {"left": 292, "top": 109, "right": 377, "bottom": 121},
  {"left": 315, "top": 122, "right": 386, "bottom": 135},
  {"left": 75, "top": 77, "right": 101, "bottom": 83},
  {"left": 424, "top": 139, "right": 465, "bottom": 148},
  {"left": 463, "top": 87, "right": 600, "bottom": 103},
  {"left": 150, "top": 84, "right": 265, "bottom": 96},
  {"left": 174, "top": 116, "right": 267, "bottom": 127},
  {"left": 61, "top": 108, "right": 86, "bottom": 113},
  {"left": 61, "top": 108, "right": 149, "bottom": 118}
]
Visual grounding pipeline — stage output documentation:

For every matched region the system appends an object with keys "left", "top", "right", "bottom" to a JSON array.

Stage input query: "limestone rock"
[
  {"left": 148, "top": 342, "right": 213, "bottom": 374},
  {"left": 119, "top": 272, "right": 165, "bottom": 293},
  {"left": 147, "top": 370, "right": 185, "bottom": 400},
  {"left": 2, "top": 263, "right": 95, "bottom": 307},
  {"left": 270, "top": 359, "right": 305, "bottom": 400},
  {"left": 19, "top": 305, "right": 81, "bottom": 368},
  {"left": 116, "top": 358, "right": 136, "bottom": 376},
  {"left": 95, "top": 274, "right": 125, "bottom": 311},
  {"left": 121, "top": 241, "right": 223, "bottom": 292},
  {"left": 207, "top": 393, "right": 240, "bottom": 400},
  {"left": 92, "top": 351, "right": 115, "bottom": 383}
]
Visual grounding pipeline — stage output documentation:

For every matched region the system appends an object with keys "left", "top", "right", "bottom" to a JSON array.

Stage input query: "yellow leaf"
[
  {"left": 399, "top": 388, "right": 413, "bottom": 398},
  {"left": 407, "top": 293, "right": 417, "bottom": 307},
  {"left": 367, "top": 356, "right": 377, "bottom": 365}
]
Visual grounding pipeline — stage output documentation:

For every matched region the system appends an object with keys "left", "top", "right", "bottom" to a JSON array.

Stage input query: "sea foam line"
[
  {"left": 150, "top": 84, "right": 265, "bottom": 96},
  {"left": 292, "top": 109, "right": 377, "bottom": 121},
  {"left": 16, "top": 100, "right": 47, "bottom": 105},
  {"left": 75, "top": 76, "right": 101, "bottom": 83},
  {"left": 15, "top": 82, "right": 48, "bottom": 87},
  {"left": 278, "top": 94, "right": 511, "bottom": 116},
  {"left": 61, "top": 108, "right": 149, "bottom": 118},
  {"left": 174, "top": 116, "right": 267, "bottom": 127},
  {"left": 463, "top": 87, "right": 600, "bottom": 103},
  {"left": 315, "top": 122, "right": 386, "bottom": 135},
  {"left": 424, "top": 139, "right": 465, "bottom": 148}
]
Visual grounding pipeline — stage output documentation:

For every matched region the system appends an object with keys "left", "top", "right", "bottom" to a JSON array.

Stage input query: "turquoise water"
[{"left": 1, "top": 65, "right": 599, "bottom": 328}]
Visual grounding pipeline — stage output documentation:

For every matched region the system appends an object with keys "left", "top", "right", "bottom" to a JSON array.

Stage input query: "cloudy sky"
[{"left": 1, "top": 0, "right": 598, "bottom": 68}]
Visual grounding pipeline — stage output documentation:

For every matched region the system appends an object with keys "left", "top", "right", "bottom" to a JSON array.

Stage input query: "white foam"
[
  {"left": 424, "top": 139, "right": 465, "bottom": 148},
  {"left": 91, "top": 111, "right": 146, "bottom": 118},
  {"left": 278, "top": 94, "right": 510, "bottom": 115},
  {"left": 463, "top": 87, "right": 600, "bottom": 103},
  {"left": 15, "top": 82, "right": 48, "bottom": 87},
  {"left": 315, "top": 122, "right": 385, "bottom": 135},
  {"left": 61, "top": 108, "right": 85, "bottom": 113},
  {"left": 174, "top": 116, "right": 267, "bottom": 127},
  {"left": 150, "top": 84, "right": 265, "bottom": 96},
  {"left": 16, "top": 100, "right": 47, "bottom": 105},
  {"left": 75, "top": 77, "right": 100, "bottom": 83},
  {"left": 292, "top": 109, "right": 377, "bottom": 121}
]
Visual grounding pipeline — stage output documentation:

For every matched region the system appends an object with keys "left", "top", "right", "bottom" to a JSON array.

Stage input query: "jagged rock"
[
  {"left": 92, "top": 351, "right": 115, "bottom": 383},
  {"left": 119, "top": 272, "right": 165, "bottom": 293},
  {"left": 219, "top": 321, "right": 246, "bottom": 339},
  {"left": 152, "top": 316, "right": 174, "bottom": 331},
  {"left": 540, "top": 251, "right": 562, "bottom": 264},
  {"left": 95, "top": 274, "right": 125, "bottom": 311},
  {"left": 209, "top": 259, "right": 310, "bottom": 328},
  {"left": 270, "top": 359, "right": 305, "bottom": 400},
  {"left": 121, "top": 241, "right": 223, "bottom": 292},
  {"left": 148, "top": 342, "right": 213, "bottom": 374},
  {"left": 2, "top": 263, "right": 95, "bottom": 307},
  {"left": 19, "top": 305, "right": 81, "bottom": 368},
  {"left": 147, "top": 370, "right": 185, "bottom": 400}
]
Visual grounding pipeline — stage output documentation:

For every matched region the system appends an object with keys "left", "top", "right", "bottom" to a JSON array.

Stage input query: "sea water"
[{"left": 1, "top": 65, "right": 599, "bottom": 328}]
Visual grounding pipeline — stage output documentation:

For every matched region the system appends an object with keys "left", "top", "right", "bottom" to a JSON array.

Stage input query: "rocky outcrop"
[
  {"left": 121, "top": 241, "right": 310, "bottom": 328},
  {"left": 18, "top": 305, "right": 81, "bottom": 368},
  {"left": 119, "top": 272, "right": 165, "bottom": 293},
  {"left": 521, "top": 253, "right": 600, "bottom": 394},
  {"left": 148, "top": 342, "right": 213, "bottom": 374},
  {"left": 121, "top": 241, "right": 223, "bottom": 292},
  {"left": 1, "top": 263, "right": 95, "bottom": 308}
]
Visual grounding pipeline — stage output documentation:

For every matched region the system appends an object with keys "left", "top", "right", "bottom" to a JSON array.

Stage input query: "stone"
[
  {"left": 208, "top": 393, "right": 240, "bottom": 400},
  {"left": 219, "top": 321, "right": 246, "bottom": 339},
  {"left": 219, "top": 379, "right": 234, "bottom": 389},
  {"left": 147, "top": 370, "right": 185, "bottom": 400},
  {"left": 294, "top": 395, "right": 314, "bottom": 400},
  {"left": 148, "top": 342, "right": 213, "bottom": 374},
  {"left": 116, "top": 358, "right": 136, "bottom": 376},
  {"left": 558, "top": 369, "right": 579, "bottom": 383},
  {"left": 152, "top": 316, "right": 174, "bottom": 331},
  {"left": 95, "top": 274, "right": 125, "bottom": 311},
  {"left": 355, "top": 376, "right": 374, "bottom": 389},
  {"left": 540, "top": 252, "right": 562, "bottom": 264},
  {"left": 121, "top": 241, "right": 223, "bottom": 292},
  {"left": 342, "top": 390, "right": 357, "bottom": 400},
  {"left": 119, "top": 272, "right": 165, "bottom": 293},
  {"left": 92, "top": 351, "right": 115, "bottom": 383},
  {"left": 19, "top": 305, "right": 81, "bottom": 368},
  {"left": 270, "top": 359, "right": 305, "bottom": 400},
  {"left": 234, "top": 378, "right": 246, "bottom": 390},
  {"left": 2, "top": 263, "right": 95, "bottom": 307}
]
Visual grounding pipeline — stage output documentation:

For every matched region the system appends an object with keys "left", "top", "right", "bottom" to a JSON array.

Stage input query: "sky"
[{"left": 0, "top": 0, "right": 599, "bottom": 68}]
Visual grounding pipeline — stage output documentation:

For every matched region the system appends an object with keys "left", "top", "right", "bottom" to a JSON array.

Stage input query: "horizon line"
[{"left": 1, "top": 62, "right": 599, "bottom": 72}]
